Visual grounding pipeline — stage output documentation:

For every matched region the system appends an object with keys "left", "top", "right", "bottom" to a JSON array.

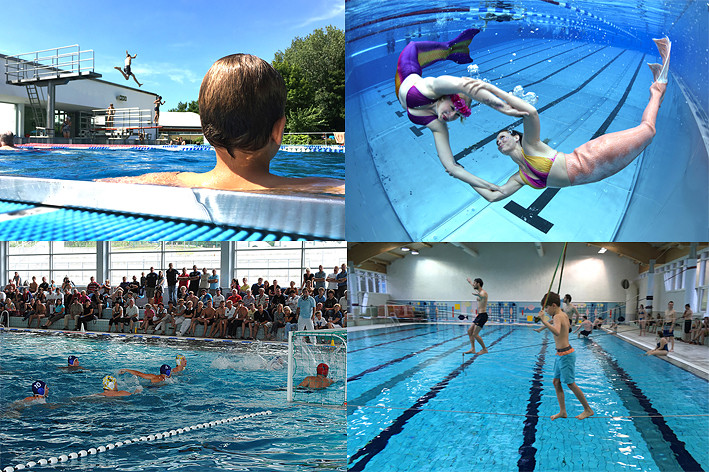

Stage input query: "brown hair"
[{"left": 199, "top": 54, "right": 286, "bottom": 155}]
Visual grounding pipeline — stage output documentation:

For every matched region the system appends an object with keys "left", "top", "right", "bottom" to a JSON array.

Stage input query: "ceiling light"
[
  {"left": 410, "top": 250, "right": 419, "bottom": 255},
  {"left": 598, "top": 247, "right": 607, "bottom": 254},
  {"left": 401, "top": 247, "right": 410, "bottom": 251}
]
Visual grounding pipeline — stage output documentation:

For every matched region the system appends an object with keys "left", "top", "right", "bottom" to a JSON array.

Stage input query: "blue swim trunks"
[{"left": 553, "top": 350, "right": 576, "bottom": 385}]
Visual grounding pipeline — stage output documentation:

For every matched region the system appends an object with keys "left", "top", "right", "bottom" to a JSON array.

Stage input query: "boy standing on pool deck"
[
  {"left": 464, "top": 277, "right": 488, "bottom": 355},
  {"left": 538, "top": 292, "right": 594, "bottom": 420},
  {"left": 100, "top": 54, "right": 344, "bottom": 194}
]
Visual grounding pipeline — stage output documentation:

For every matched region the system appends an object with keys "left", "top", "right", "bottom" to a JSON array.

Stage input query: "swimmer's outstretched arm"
[
  {"left": 118, "top": 369, "right": 157, "bottom": 381},
  {"left": 469, "top": 172, "right": 525, "bottom": 203},
  {"left": 428, "top": 121, "right": 499, "bottom": 191},
  {"left": 475, "top": 82, "right": 541, "bottom": 144},
  {"left": 424, "top": 77, "right": 528, "bottom": 117}
]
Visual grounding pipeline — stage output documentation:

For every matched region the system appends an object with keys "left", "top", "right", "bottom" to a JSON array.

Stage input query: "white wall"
[{"left": 387, "top": 243, "right": 640, "bottom": 303}]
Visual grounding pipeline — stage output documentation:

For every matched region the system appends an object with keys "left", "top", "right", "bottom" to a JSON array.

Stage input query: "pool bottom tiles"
[{"left": 347, "top": 324, "right": 708, "bottom": 472}]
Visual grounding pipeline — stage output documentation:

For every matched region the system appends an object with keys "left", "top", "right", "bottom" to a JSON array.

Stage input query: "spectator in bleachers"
[
  {"left": 324, "top": 290, "right": 337, "bottom": 317},
  {"left": 270, "top": 303, "right": 286, "bottom": 340},
  {"left": 139, "top": 272, "right": 147, "bottom": 297},
  {"left": 302, "top": 267, "right": 314, "bottom": 289},
  {"left": 145, "top": 267, "right": 159, "bottom": 301},
  {"left": 314, "top": 265, "right": 326, "bottom": 292},
  {"left": 269, "top": 287, "right": 286, "bottom": 312},
  {"left": 223, "top": 300, "right": 237, "bottom": 338},
  {"left": 166, "top": 263, "right": 179, "bottom": 304},
  {"left": 690, "top": 317, "right": 709, "bottom": 345},
  {"left": 286, "top": 280, "right": 299, "bottom": 296},
  {"left": 128, "top": 276, "right": 141, "bottom": 297},
  {"left": 178, "top": 267, "right": 190, "bottom": 294},
  {"left": 327, "top": 304, "right": 343, "bottom": 329},
  {"left": 121, "top": 298, "right": 139, "bottom": 333},
  {"left": 239, "top": 277, "right": 250, "bottom": 297},
  {"left": 67, "top": 298, "right": 83, "bottom": 330},
  {"left": 87, "top": 276, "right": 100, "bottom": 295},
  {"left": 199, "top": 288, "right": 212, "bottom": 305},
  {"left": 187, "top": 301, "right": 205, "bottom": 336},
  {"left": 239, "top": 289, "right": 253, "bottom": 307},
  {"left": 27, "top": 299, "right": 47, "bottom": 328},
  {"left": 152, "top": 286, "right": 163, "bottom": 306},
  {"left": 326, "top": 266, "right": 339, "bottom": 294},
  {"left": 100, "top": 279, "right": 112, "bottom": 297},
  {"left": 5, "top": 298, "right": 17, "bottom": 318},
  {"left": 200, "top": 300, "right": 217, "bottom": 337},
  {"left": 213, "top": 288, "right": 225, "bottom": 307},
  {"left": 255, "top": 287, "right": 269, "bottom": 308},
  {"left": 211, "top": 300, "right": 228, "bottom": 338},
  {"left": 263, "top": 280, "right": 271, "bottom": 296},
  {"left": 12, "top": 272, "right": 22, "bottom": 287},
  {"left": 245, "top": 303, "right": 257, "bottom": 339},
  {"left": 339, "top": 290, "right": 348, "bottom": 315},
  {"left": 227, "top": 288, "right": 242, "bottom": 305},
  {"left": 336, "top": 264, "right": 348, "bottom": 298},
  {"left": 286, "top": 291, "right": 299, "bottom": 313},
  {"left": 107, "top": 303, "right": 123, "bottom": 333},
  {"left": 268, "top": 280, "right": 280, "bottom": 298},
  {"left": 199, "top": 268, "right": 210, "bottom": 295},
  {"left": 173, "top": 299, "right": 188, "bottom": 335},
  {"left": 29, "top": 276, "right": 38, "bottom": 294},
  {"left": 75, "top": 299, "right": 94, "bottom": 331},
  {"left": 209, "top": 269, "right": 219, "bottom": 296},
  {"left": 177, "top": 285, "right": 188, "bottom": 301},
  {"left": 235, "top": 302, "right": 249, "bottom": 338},
  {"left": 284, "top": 306, "right": 297, "bottom": 337},
  {"left": 254, "top": 304, "right": 272, "bottom": 339},
  {"left": 61, "top": 276, "right": 74, "bottom": 292},
  {"left": 188, "top": 265, "right": 201, "bottom": 295},
  {"left": 39, "top": 277, "right": 50, "bottom": 292},
  {"left": 118, "top": 276, "right": 130, "bottom": 293},
  {"left": 314, "top": 287, "right": 326, "bottom": 306},
  {"left": 140, "top": 304, "right": 157, "bottom": 333},
  {"left": 251, "top": 277, "right": 264, "bottom": 296},
  {"left": 229, "top": 278, "right": 239, "bottom": 292},
  {"left": 313, "top": 310, "right": 327, "bottom": 329},
  {"left": 157, "top": 270, "right": 165, "bottom": 291}
]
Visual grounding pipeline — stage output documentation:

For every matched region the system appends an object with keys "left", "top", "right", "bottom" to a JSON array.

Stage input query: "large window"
[
  {"left": 7, "top": 242, "right": 96, "bottom": 286},
  {"left": 234, "top": 242, "right": 346, "bottom": 288},
  {"left": 109, "top": 242, "right": 220, "bottom": 285}
]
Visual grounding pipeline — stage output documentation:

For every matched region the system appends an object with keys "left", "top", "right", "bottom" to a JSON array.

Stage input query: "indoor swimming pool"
[
  {"left": 345, "top": 1, "right": 709, "bottom": 241},
  {"left": 0, "top": 331, "right": 346, "bottom": 471},
  {"left": 347, "top": 324, "right": 708, "bottom": 472}
]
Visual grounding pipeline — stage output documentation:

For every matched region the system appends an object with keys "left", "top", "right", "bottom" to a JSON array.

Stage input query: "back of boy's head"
[
  {"left": 199, "top": 54, "right": 286, "bottom": 155},
  {"left": 541, "top": 292, "right": 561, "bottom": 308}
]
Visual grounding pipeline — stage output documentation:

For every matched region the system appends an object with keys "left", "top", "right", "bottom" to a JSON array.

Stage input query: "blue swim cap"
[
  {"left": 160, "top": 364, "right": 171, "bottom": 377},
  {"left": 68, "top": 356, "right": 78, "bottom": 366},
  {"left": 32, "top": 380, "right": 47, "bottom": 396}
]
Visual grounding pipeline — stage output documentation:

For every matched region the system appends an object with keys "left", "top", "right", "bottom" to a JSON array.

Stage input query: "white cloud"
[{"left": 294, "top": 0, "right": 344, "bottom": 28}]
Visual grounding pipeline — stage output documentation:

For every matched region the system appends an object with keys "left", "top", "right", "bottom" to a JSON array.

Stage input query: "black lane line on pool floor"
[
  {"left": 504, "top": 52, "right": 647, "bottom": 233},
  {"left": 348, "top": 329, "right": 513, "bottom": 472},
  {"left": 517, "top": 332, "right": 550, "bottom": 472},
  {"left": 348, "top": 326, "right": 502, "bottom": 384},
  {"left": 349, "top": 325, "right": 460, "bottom": 354},
  {"left": 586, "top": 339, "right": 704, "bottom": 472}
]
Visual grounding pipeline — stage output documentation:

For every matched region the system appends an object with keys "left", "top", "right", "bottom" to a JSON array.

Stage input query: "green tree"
[
  {"left": 168, "top": 100, "right": 200, "bottom": 113},
  {"left": 272, "top": 25, "right": 344, "bottom": 133}
]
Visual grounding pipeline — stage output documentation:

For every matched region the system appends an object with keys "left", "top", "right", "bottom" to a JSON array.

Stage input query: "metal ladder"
[{"left": 25, "top": 84, "right": 47, "bottom": 135}]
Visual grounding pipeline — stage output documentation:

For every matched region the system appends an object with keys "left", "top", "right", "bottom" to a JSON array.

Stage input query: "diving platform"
[{"left": 4, "top": 44, "right": 101, "bottom": 85}]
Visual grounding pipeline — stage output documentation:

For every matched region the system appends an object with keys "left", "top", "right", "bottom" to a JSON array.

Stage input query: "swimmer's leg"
[
  {"left": 114, "top": 66, "right": 129, "bottom": 80},
  {"left": 395, "top": 28, "right": 480, "bottom": 96},
  {"left": 568, "top": 382, "right": 594, "bottom": 420},
  {"left": 464, "top": 324, "right": 477, "bottom": 353},
  {"left": 473, "top": 325, "right": 488, "bottom": 354},
  {"left": 130, "top": 73, "right": 143, "bottom": 87}
]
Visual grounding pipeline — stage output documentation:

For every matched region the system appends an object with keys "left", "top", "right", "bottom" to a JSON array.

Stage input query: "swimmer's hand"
[
  {"left": 493, "top": 102, "right": 529, "bottom": 117},
  {"left": 134, "top": 386, "right": 143, "bottom": 394}
]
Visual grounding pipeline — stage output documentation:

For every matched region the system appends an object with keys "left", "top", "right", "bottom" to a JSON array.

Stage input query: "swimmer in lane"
[
  {"left": 97, "top": 375, "right": 142, "bottom": 396},
  {"left": 23, "top": 381, "right": 48, "bottom": 403},
  {"left": 298, "top": 363, "right": 334, "bottom": 390},
  {"left": 114, "top": 50, "right": 143, "bottom": 87},
  {"left": 118, "top": 364, "right": 171, "bottom": 384},
  {"left": 172, "top": 354, "right": 187, "bottom": 374},
  {"left": 99, "top": 54, "right": 343, "bottom": 195},
  {"left": 59, "top": 355, "right": 86, "bottom": 371},
  {"left": 0, "top": 131, "right": 21, "bottom": 150},
  {"left": 396, "top": 29, "right": 527, "bottom": 191},
  {"left": 463, "top": 37, "right": 671, "bottom": 202},
  {"left": 464, "top": 277, "right": 488, "bottom": 355},
  {"left": 537, "top": 292, "right": 594, "bottom": 420},
  {"left": 573, "top": 316, "right": 593, "bottom": 338}
]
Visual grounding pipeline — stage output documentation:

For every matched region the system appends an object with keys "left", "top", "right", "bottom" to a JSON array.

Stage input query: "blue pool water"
[
  {"left": 0, "top": 331, "right": 345, "bottom": 471},
  {"left": 347, "top": 324, "right": 708, "bottom": 472},
  {"left": 345, "top": 1, "right": 709, "bottom": 241},
  {"left": 0, "top": 148, "right": 345, "bottom": 181}
]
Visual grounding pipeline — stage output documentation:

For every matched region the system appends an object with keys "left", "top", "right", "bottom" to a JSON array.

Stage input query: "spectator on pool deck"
[
  {"left": 177, "top": 300, "right": 194, "bottom": 336},
  {"left": 682, "top": 304, "right": 693, "bottom": 343},
  {"left": 106, "top": 103, "right": 115, "bottom": 128},
  {"left": 140, "top": 304, "right": 156, "bottom": 333},
  {"left": 121, "top": 298, "right": 139, "bottom": 333},
  {"left": 188, "top": 265, "right": 201, "bottom": 295},
  {"left": 213, "top": 288, "right": 226, "bottom": 307},
  {"left": 663, "top": 301, "right": 676, "bottom": 352},
  {"left": 646, "top": 331, "right": 670, "bottom": 356},
  {"left": 27, "top": 299, "right": 46, "bottom": 328},
  {"left": 297, "top": 288, "right": 316, "bottom": 332},
  {"left": 284, "top": 306, "right": 298, "bottom": 337},
  {"left": 98, "top": 54, "right": 343, "bottom": 194},
  {"left": 209, "top": 269, "right": 219, "bottom": 296},
  {"left": 302, "top": 268, "right": 314, "bottom": 289},
  {"left": 75, "top": 299, "right": 94, "bottom": 331},
  {"left": 61, "top": 117, "right": 71, "bottom": 139},
  {"left": 108, "top": 303, "right": 123, "bottom": 333},
  {"left": 690, "top": 316, "right": 709, "bottom": 345},
  {"left": 270, "top": 303, "right": 286, "bottom": 340},
  {"left": 336, "top": 264, "right": 348, "bottom": 299},
  {"left": 199, "top": 268, "right": 210, "bottom": 293},
  {"left": 178, "top": 267, "right": 190, "bottom": 292},
  {"left": 200, "top": 300, "right": 217, "bottom": 337},
  {"left": 42, "top": 298, "right": 65, "bottom": 329},
  {"left": 314, "top": 265, "right": 326, "bottom": 291}
]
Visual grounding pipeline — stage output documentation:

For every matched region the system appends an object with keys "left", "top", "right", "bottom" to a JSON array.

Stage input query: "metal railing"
[{"left": 5, "top": 45, "right": 95, "bottom": 83}]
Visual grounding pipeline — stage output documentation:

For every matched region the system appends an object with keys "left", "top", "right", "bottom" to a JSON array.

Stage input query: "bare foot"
[
  {"left": 464, "top": 349, "right": 476, "bottom": 354},
  {"left": 479, "top": 348, "right": 488, "bottom": 355},
  {"left": 576, "top": 409, "right": 594, "bottom": 420},
  {"left": 551, "top": 412, "right": 567, "bottom": 420}
]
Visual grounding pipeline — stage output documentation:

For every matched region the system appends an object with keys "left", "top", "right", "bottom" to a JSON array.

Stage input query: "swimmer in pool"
[
  {"left": 99, "top": 54, "right": 343, "bottom": 195},
  {"left": 538, "top": 292, "right": 594, "bottom": 420},
  {"left": 23, "top": 381, "right": 49, "bottom": 402},
  {"left": 172, "top": 354, "right": 187, "bottom": 374},
  {"left": 60, "top": 355, "right": 86, "bottom": 371},
  {"left": 396, "top": 29, "right": 527, "bottom": 191},
  {"left": 463, "top": 37, "right": 671, "bottom": 202},
  {"left": 118, "top": 364, "right": 172, "bottom": 384},
  {"left": 114, "top": 50, "right": 143, "bottom": 87},
  {"left": 573, "top": 316, "right": 593, "bottom": 338},
  {"left": 0, "top": 131, "right": 20, "bottom": 150},
  {"left": 298, "top": 363, "right": 334, "bottom": 390},
  {"left": 98, "top": 375, "right": 142, "bottom": 396}
]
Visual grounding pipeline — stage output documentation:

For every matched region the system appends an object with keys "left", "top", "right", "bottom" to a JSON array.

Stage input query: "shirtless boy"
[
  {"left": 114, "top": 50, "right": 142, "bottom": 86},
  {"left": 538, "top": 292, "right": 594, "bottom": 420},
  {"left": 464, "top": 277, "right": 488, "bottom": 355},
  {"left": 663, "top": 301, "right": 676, "bottom": 351}
]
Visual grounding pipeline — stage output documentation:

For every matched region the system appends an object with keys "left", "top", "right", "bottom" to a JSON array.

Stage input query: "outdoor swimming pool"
[
  {"left": 0, "top": 331, "right": 346, "bottom": 471},
  {"left": 0, "top": 147, "right": 345, "bottom": 182},
  {"left": 347, "top": 324, "right": 708, "bottom": 472},
  {"left": 345, "top": 1, "right": 709, "bottom": 241}
]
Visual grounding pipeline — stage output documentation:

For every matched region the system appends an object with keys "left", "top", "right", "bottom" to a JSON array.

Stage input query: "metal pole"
[{"left": 46, "top": 82, "right": 55, "bottom": 139}]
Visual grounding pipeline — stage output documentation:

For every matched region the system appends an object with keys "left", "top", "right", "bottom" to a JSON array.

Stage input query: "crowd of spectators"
[{"left": 0, "top": 263, "right": 349, "bottom": 340}]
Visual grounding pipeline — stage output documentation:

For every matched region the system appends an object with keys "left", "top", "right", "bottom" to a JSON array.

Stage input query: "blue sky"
[{"left": 0, "top": 0, "right": 344, "bottom": 107}]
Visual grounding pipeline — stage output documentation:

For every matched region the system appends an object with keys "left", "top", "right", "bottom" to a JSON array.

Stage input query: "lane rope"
[{"left": 1, "top": 410, "right": 271, "bottom": 472}]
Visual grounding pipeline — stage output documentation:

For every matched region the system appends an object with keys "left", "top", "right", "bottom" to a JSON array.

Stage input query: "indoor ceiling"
[{"left": 348, "top": 242, "right": 708, "bottom": 273}]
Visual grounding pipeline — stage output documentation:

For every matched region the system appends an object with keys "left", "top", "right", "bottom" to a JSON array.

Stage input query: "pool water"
[
  {"left": 347, "top": 324, "right": 708, "bottom": 472},
  {"left": 345, "top": 0, "right": 709, "bottom": 241},
  {"left": 0, "top": 331, "right": 346, "bottom": 471},
  {"left": 0, "top": 148, "right": 345, "bottom": 182}
]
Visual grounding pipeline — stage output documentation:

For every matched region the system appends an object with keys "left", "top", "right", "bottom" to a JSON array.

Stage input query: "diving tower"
[{"left": 4, "top": 44, "right": 101, "bottom": 138}]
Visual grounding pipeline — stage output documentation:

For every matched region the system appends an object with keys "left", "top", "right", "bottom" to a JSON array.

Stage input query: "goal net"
[{"left": 287, "top": 329, "right": 347, "bottom": 406}]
